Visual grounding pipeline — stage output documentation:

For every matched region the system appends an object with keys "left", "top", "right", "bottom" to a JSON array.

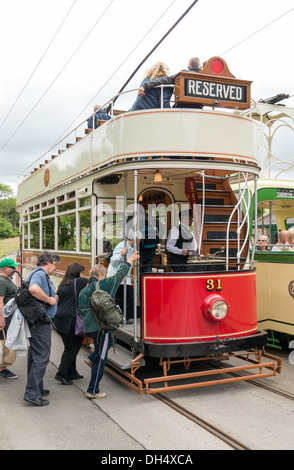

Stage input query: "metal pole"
[
  {"left": 133, "top": 170, "right": 138, "bottom": 339},
  {"left": 251, "top": 175, "right": 258, "bottom": 269},
  {"left": 123, "top": 171, "right": 127, "bottom": 325}
]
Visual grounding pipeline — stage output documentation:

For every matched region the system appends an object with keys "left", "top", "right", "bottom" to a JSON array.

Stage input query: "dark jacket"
[
  {"left": 142, "top": 68, "right": 202, "bottom": 109},
  {"left": 129, "top": 77, "right": 173, "bottom": 111},
  {"left": 53, "top": 277, "right": 88, "bottom": 334},
  {"left": 142, "top": 68, "right": 201, "bottom": 91},
  {"left": 87, "top": 110, "right": 111, "bottom": 129}
]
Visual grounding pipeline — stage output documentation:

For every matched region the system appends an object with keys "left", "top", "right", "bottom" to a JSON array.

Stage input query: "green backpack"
[{"left": 90, "top": 284, "right": 123, "bottom": 332}]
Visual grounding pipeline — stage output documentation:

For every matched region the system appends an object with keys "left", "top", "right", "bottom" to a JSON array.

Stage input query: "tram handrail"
[
  {"left": 226, "top": 173, "right": 250, "bottom": 270},
  {"left": 18, "top": 87, "right": 140, "bottom": 181},
  {"left": 18, "top": 85, "right": 177, "bottom": 182}
]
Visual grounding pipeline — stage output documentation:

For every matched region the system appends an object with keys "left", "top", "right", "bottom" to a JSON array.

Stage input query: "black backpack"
[{"left": 14, "top": 269, "right": 52, "bottom": 326}]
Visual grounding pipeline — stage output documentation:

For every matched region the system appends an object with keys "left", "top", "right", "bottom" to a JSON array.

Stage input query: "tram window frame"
[
  {"left": 21, "top": 192, "right": 92, "bottom": 254},
  {"left": 42, "top": 216, "right": 55, "bottom": 250},
  {"left": 79, "top": 209, "right": 91, "bottom": 252},
  {"left": 23, "top": 223, "right": 28, "bottom": 249},
  {"left": 57, "top": 211, "right": 77, "bottom": 251},
  {"left": 96, "top": 198, "right": 134, "bottom": 256},
  {"left": 30, "top": 220, "right": 40, "bottom": 249}
]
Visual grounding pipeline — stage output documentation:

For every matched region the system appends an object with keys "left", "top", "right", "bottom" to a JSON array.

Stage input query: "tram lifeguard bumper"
[{"left": 140, "top": 330, "right": 267, "bottom": 357}]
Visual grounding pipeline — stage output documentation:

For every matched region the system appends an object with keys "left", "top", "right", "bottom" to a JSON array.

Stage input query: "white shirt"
[
  {"left": 166, "top": 225, "right": 198, "bottom": 255},
  {"left": 107, "top": 240, "right": 135, "bottom": 285}
]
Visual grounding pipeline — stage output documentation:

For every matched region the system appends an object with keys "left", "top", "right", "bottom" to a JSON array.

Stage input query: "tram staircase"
[{"left": 194, "top": 175, "right": 248, "bottom": 270}]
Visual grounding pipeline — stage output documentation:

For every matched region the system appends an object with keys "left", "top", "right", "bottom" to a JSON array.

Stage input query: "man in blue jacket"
[
  {"left": 24, "top": 251, "right": 60, "bottom": 407},
  {"left": 87, "top": 104, "right": 111, "bottom": 129}
]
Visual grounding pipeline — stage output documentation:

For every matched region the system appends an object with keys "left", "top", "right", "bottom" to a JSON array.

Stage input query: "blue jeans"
[{"left": 87, "top": 332, "right": 112, "bottom": 394}]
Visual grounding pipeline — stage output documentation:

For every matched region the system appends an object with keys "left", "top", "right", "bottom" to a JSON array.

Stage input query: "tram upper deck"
[
  {"left": 17, "top": 107, "right": 259, "bottom": 206},
  {"left": 17, "top": 57, "right": 258, "bottom": 207}
]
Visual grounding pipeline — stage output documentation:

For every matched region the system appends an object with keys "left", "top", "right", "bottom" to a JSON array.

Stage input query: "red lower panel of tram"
[{"left": 142, "top": 271, "right": 257, "bottom": 343}]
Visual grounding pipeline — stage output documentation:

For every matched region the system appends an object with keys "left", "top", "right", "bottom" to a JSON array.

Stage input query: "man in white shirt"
[
  {"left": 107, "top": 230, "right": 142, "bottom": 323},
  {"left": 272, "top": 230, "right": 288, "bottom": 251},
  {"left": 166, "top": 210, "right": 198, "bottom": 272}
]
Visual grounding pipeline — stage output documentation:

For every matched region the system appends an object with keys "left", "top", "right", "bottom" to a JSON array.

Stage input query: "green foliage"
[
  {"left": 0, "top": 217, "right": 15, "bottom": 239},
  {"left": 0, "top": 183, "right": 19, "bottom": 236}
]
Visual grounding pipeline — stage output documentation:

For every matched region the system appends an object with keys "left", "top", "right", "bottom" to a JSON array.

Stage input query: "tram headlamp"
[{"left": 202, "top": 294, "right": 229, "bottom": 322}]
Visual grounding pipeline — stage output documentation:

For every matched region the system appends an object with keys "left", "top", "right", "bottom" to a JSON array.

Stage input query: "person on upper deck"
[
  {"left": 166, "top": 210, "right": 198, "bottom": 272},
  {"left": 87, "top": 104, "right": 111, "bottom": 129},
  {"left": 129, "top": 62, "right": 173, "bottom": 111},
  {"left": 137, "top": 57, "right": 203, "bottom": 109}
]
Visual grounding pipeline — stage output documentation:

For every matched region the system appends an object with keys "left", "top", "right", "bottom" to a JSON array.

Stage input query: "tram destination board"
[
  {"left": 276, "top": 188, "right": 294, "bottom": 198},
  {"left": 174, "top": 72, "right": 251, "bottom": 110}
]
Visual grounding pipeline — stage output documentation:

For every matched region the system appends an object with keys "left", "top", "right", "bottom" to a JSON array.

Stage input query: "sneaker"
[
  {"left": 84, "top": 358, "right": 93, "bottom": 368},
  {"left": 85, "top": 391, "right": 107, "bottom": 399},
  {"left": 0, "top": 369, "right": 18, "bottom": 379}
]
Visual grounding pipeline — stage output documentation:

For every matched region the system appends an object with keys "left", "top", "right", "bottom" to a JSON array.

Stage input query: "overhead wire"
[
  {"left": 3, "top": 3, "right": 294, "bottom": 159},
  {"left": 219, "top": 6, "right": 294, "bottom": 56},
  {"left": 0, "top": 0, "right": 115, "bottom": 154},
  {"left": 0, "top": 0, "right": 77, "bottom": 130},
  {"left": 50, "top": 0, "right": 180, "bottom": 146}
]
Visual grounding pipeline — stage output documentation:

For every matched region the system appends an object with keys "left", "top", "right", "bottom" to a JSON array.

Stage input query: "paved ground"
[{"left": 1, "top": 330, "right": 230, "bottom": 451}]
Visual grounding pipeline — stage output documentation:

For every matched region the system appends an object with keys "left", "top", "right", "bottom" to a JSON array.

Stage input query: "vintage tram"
[{"left": 16, "top": 57, "right": 281, "bottom": 393}]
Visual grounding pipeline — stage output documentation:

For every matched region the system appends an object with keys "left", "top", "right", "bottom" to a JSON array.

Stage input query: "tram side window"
[
  {"left": 80, "top": 210, "right": 91, "bottom": 252},
  {"left": 58, "top": 213, "right": 76, "bottom": 251},
  {"left": 104, "top": 213, "right": 125, "bottom": 249},
  {"left": 30, "top": 221, "right": 40, "bottom": 249},
  {"left": 23, "top": 224, "right": 28, "bottom": 249},
  {"left": 43, "top": 217, "right": 55, "bottom": 250}
]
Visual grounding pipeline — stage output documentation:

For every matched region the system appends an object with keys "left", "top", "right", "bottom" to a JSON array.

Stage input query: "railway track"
[
  {"left": 153, "top": 393, "right": 250, "bottom": 450},
  {"left": 207, "top": 359, "right": 294, "bottom": 402}
]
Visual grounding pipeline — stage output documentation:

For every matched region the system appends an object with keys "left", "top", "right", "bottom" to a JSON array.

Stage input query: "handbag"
[
  {"left": 74, "top": 279, "right": 86, "bottom": 337},
  {"left": 0, "top": 331, "right": 16, "bottom": 366}
]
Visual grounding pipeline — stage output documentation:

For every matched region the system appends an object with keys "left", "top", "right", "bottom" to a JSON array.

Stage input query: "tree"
[
  {"left": 0, "top": 183, "right": 19, "bottom": 235},
  {"left": 0, "top": 216, "right": 14, "bottom": 239}
]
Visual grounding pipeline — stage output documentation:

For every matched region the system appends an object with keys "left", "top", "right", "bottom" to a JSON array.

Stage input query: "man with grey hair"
[
  {"left": 87, "top": 104, "right": 111, "bottom": 129},
  {"left": 138, "top": 57, "right": 202, "bottom": 108},
  {"left": 272, "top": 230, "right": 288, "bottom": 251},
  {"left": 107, "top": 230, "right": 142, "bottom": 324},
  {"left": 24, "top": 251, "right": 60, "bottom": 406}
]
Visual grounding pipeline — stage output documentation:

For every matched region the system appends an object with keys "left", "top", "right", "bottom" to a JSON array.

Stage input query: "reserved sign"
[{"left": 184, "top": 78, "right": 247, "bottom": 104}]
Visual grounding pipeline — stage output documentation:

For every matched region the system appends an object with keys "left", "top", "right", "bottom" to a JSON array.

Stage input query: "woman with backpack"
[
  {"left": 53, "top": 263, "right": 88, "bottom": 385},
  {"left": 78, "top": 250, "right": 140, "bottom": 399}
]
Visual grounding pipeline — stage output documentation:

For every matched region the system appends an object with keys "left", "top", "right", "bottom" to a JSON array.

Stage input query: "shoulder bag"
[{"left": 74, "top": 279, "right": 86, "bottom": 337}]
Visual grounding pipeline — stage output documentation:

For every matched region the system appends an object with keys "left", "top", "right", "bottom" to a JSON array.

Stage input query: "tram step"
[{"left": 107, "top": 344, "right": 145, "bottom": 370}]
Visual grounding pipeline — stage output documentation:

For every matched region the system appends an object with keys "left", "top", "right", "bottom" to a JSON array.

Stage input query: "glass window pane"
[
  {"left": 80, "top": 210, "right": 91, "bottom": 252},
  {"left": 30, "top": 211, "right": 40, "bottom": 220},
  {"left": 79, "top": 196, "right": 91, "bottom": 207},
  {"left": 58, "top": 201, "right": 76, "bottom": 212},
  {"left": 43, "top": 218, "right": 55, "bottom": 250},
  {"left": 24, "top": 224, "right": 28, "bottom": 249},
  {"left": 43, "top": 207, "right": 55, "bottom": 217},
  {"left": 30, "top": 221, "right": 40, "bottom": 249},
  {"left": 58, "top": 213, "right": 76, "bottom": 250}
]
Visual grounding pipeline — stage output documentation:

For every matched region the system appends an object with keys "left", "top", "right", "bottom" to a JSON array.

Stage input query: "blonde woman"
[
  {"left": 286, "top": 228, "right": 294, "bottom": 251},
  {"left": 129, "top": 62, "right": 173, "bottom": 111}
]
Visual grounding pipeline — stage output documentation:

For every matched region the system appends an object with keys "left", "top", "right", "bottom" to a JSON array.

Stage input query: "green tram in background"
[{"left": 240, "top": 101, "right": 294, "bottom": 348}]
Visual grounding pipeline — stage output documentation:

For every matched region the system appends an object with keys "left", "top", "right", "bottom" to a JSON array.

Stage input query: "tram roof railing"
[{"left": 17, "top": 86, "right": 175, "bottom": 183}]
